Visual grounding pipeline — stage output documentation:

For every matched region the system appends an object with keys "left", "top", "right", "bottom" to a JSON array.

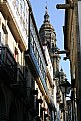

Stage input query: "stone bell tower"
[{"left": 39, "top": 6, "right": 60, "bottom": 76}]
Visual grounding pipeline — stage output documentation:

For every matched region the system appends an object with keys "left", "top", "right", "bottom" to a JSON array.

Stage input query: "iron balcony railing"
[
  {"left": 0, "top": 46, "right": 17, "bottom": 83},
  {"left": 26, "top": 87, "right": 36, "bottom": 107},
  {"left": 0, "top": 46, "right": 27, "bottom": 97},
  {"left": 17, "top": 67, "right": 27, "bottom": 91},
  {"left": 25, "top": 31, "right": 47, "bottom": 91},
  {"left": 24, "top": 87, "right": 39, "bottom": 116},
  {"left": 11, "top": 68, "right": 27, "bottom": 97}
]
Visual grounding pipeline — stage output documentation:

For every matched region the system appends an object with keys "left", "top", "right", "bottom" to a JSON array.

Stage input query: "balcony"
[
  {"left": 0, "top": 46, "right": 17, "bottom": 84},
  {"left": 25, "top": 87, "right": 38, "bottom": 107},
  {"left": 24, "top": 87, "right": 40, "bottom": 115},
  {"left": 10, "top": 68, "right": 27, "bottom": 98},
  {"left": 25, "top": 40, "right": 47, "bottom": 91},
  {"left": 24, "top": 49, "right": 39, "bottom": 79},
  {"left": 0, "top": 46, "right": 27, "bottom": 97}
]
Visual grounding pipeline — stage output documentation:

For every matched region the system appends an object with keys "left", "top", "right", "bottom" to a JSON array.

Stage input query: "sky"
[{"left": 29, "top": 0, "right": 71, "bottom": 82}]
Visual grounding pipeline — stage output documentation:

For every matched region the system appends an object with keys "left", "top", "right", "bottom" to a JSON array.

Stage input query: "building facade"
[
  {"left": 0, "top": 0, "right": 29, "bottom": 120},
  {"left": 0, "top": 0, "right": 57, "bottom": 121}
]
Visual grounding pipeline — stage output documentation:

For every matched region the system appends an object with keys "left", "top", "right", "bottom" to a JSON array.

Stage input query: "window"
[
  {"left": 16, "top": 0, "right": 19, "bottom": 8},
  {"left": 23, "top": 0, "right": 25, "bottom": 19},
  {"left": 21, "top": 52, "right": 23, "bottom": 66},
  {"left": 2, "top": 30, "right": 5, "bottom": 45},
  {"left": 14, "top": 47, "right": 18, "bottom": 62},
  {"left": 20, "top": 1, "right": 22, "bottom": 14},
  {"left": 31, "top": 78, "right": 34, "bottom": 89}
]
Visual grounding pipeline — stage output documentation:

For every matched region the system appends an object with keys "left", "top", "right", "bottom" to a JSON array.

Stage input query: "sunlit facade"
[
  {"left": 0, "top": 0, "right": 56, "bottom": 121},
  {"left": 0, "top": 0, "right": 29, "bottom": 120}
]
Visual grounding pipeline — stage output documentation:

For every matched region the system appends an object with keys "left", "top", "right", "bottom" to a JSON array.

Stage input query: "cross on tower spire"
[
  {"left": 45, "top": 1, "right": 47, "bottom": 11},
  {"left": 44, "top": 1, "right": 50, "bottom": 23}
]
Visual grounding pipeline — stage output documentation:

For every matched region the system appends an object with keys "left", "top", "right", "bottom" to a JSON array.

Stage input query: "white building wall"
[
  {"left": 7, "top": 0, "right": 29, "bottom": 49},
  {"left": 0, "top": 12, "right": 24, "bottom": 67},
  {"left": 0, "top": 0, "right": 29, "bottom": 66}
]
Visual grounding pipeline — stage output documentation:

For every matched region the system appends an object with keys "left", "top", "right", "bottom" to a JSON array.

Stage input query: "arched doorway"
[
  {"left": 0, "top": 87, "right": 6, "bottom": 120},
  {"left": 9, "top": 102, "right": 18, "bottom": 121}
]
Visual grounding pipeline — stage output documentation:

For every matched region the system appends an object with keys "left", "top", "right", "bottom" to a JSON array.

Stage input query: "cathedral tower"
[{"left": 39, "top": 6, "right": 60, "bottom": 76}]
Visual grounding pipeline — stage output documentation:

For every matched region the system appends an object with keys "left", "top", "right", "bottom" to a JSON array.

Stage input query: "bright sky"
[{"left": 30, "top": 0, "right": 71, "bottom": 82}]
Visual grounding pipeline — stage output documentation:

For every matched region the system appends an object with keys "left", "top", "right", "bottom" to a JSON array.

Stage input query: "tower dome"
[{"left": 39, "top": 6, "right": 56, "bottom": 50}]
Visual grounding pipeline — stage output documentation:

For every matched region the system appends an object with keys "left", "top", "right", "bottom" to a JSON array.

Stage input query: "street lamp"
[
  {"left": 60, "top": 79, "right": 71, "bottom": 121},
  {"left": 59, "top": 68, "right": 71, "bottom": 95},
  {"left": 59, "top": 68, "right": 71, "bottom": 121},
  {"left": 60, "top": 78, "right": 71, "bottom": 95}
]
